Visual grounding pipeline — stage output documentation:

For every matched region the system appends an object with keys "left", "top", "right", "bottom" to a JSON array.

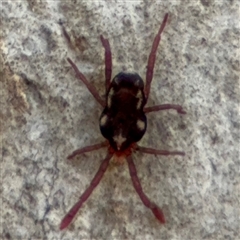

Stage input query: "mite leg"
[
  {"left": 100, "top": 35, "right": 112, "bottom": 93},
  {"left": 144, "top": 104, "right": 186, "bottom": 114},
  {"left": 145, "top": 13, "right": 169, "bottom": 101},
  {"left": 62, "top": 26, "right": 71, "bottom": 45},
  {"left": 60, "top": 153, "right": 113, "bottom": 230},
  {"left": 67, "top": 141, "right": 108, "bottom": 160},
  {"left": 136, "top": 145, "right": 185, "bottom": 156},
  {"left": 126, "top": 155, "right": 165, "bottom": 224},
  {"left": 67, "top": 58, "right": 105, "bottom": 107}
]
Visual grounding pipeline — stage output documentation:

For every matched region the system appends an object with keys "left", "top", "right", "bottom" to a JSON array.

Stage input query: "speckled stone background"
[{"left": 1, "top": 1, "right": 239, "bottom": 239}]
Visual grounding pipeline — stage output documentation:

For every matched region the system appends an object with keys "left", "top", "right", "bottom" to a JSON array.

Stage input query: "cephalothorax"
[
  {"left": 100, "top": 72, "right": 147, "bottom": 152},
  {"left": 60, "top": 13, "right": 186, "bottom": 230}
]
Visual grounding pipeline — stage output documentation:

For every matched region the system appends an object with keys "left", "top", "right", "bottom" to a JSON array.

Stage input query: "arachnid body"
[{"left": 60, "top": 13, "right": 186, "bottom": 230}]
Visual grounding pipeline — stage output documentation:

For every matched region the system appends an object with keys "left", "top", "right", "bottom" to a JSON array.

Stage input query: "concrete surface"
[{"left": 1, "top": 0, "right": 239, "bottom": 239}]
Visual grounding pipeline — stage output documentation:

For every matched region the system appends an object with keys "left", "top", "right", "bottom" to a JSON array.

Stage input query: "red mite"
[{"left": 60, "top": 13, "right": 186, "bottom": 230}]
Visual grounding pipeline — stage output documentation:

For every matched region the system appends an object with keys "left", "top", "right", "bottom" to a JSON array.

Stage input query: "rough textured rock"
[{"left": 1, "top": 1, "right": 239, "bottom": 239}]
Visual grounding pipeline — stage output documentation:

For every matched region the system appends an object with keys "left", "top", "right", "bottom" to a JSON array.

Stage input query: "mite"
[{"left": 60, "top": 13, "right": 186, "bottom": 230}]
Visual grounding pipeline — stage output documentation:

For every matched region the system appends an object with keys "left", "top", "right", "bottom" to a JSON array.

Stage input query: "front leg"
[
  {"left": 145, "top": 13, "right": 169, "bottom": 101},
  {"left": 100, "top": 35, "right": 112, "bottom": 93},
  {"left": 67, "top": 58, "right": 105, "bottom": 107}
]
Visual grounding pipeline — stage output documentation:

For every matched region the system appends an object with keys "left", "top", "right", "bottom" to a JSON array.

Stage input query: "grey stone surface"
[{"left": 1, "top": 1, "right": 239, "bottom": 239}]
